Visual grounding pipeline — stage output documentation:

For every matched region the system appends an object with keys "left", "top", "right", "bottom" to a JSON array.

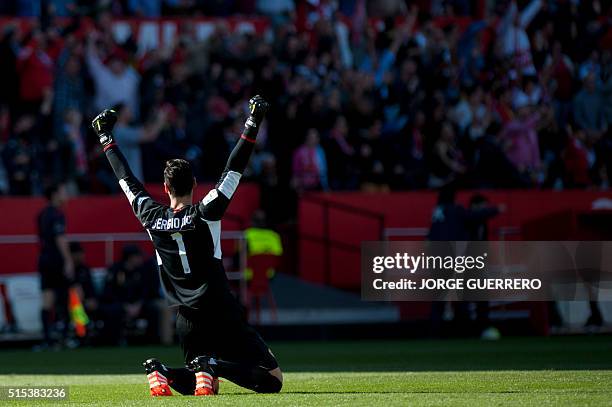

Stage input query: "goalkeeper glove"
[
  {"left": 243, "top": 95, "right": 270, "bottom": 139},
  {"left": 91, "top": 109, "right": 118, "bottom": 147}
]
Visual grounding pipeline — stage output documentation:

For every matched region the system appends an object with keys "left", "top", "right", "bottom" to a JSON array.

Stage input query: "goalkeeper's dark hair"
[
  {"left": 111, "top": 102, "right": 126, "bottom": 115},
  {"left": 164, "top": 159, "right": 194, "bottom": 197}
]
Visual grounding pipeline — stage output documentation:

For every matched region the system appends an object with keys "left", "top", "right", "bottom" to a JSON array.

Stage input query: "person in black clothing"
[
  {"left": 91, "top": 95, "right": 282, "bottom": 397},
  {"left": 428, "top": 185, "right": 501, "bottom": 242},
  {"left": 99, "top": 245, "right": 160, "bottom": 345},
  {"left": 466, "top": 194, "right": 503, "bottom": 338},
  {"left": 0, "top": 26, "right": 20, "bottom": 117},
  {"left": 466, "top": 194, "right": 501, "bottom": 241},
  {"left": 37, "top": 183, "right": 74, "bottom": 347},
  {"left": 427, "top": 185, "right": 502, "bottom": 336}
]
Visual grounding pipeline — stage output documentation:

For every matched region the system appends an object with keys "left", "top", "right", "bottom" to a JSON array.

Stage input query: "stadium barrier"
[{"left": 298, "top": 189, "right": 612, "bottom": 290}]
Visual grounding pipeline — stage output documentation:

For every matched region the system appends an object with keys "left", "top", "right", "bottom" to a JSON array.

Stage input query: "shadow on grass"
[{"left": 0, "top": 336, "right": 611, "bottom": 375}]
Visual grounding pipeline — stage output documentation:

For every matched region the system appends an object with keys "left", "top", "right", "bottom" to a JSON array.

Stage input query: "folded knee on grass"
[{"left": 256, "top": 374, "right": 283, "bottom": 393}]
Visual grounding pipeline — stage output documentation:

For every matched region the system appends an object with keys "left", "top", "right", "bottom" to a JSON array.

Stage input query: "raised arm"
[
  {"left": 500, "top": 2, "right": 516, "bottom": 31},
  {"left": 519, "top": 0, "right": 542, "bottom": 29},
  {"left": 91, "top": 109, "right": 158, "bottom": 226},
  {"left": 86, "top": 37, "right": 110, "bottom": 83},
  {"left": 198, "top": 95, "right": 270, "bottom": 221}
]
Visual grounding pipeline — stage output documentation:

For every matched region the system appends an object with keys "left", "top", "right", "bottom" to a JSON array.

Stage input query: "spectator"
[
  {"left": 292, "top": 128, "right": 328, "bottom": 192},
  {"left": 16, "top": 31, "right": 54, "bottom": 112},
  {"left": 499, "top": 98, "right": 542, "bottom": 180},
  {"left": 325, "top": 116, "right": 357, "bottom": 190},
  {"left": 357, "top": 119, "right": 391, "bottom": 191},
  {"left": 497, "top": 0, "right": 542, "bottom": 75},
  {"left": 257, "top": 0, "right": 295, "bottom": 19},
  {"left": 579, "top": 50, "right": 601, "bottom": 82},
  {"left": 3, "top": 113, "right": 41, "bottom": 194},
  {"left": 53, "top": 50, "right": 86, "bottom": 139},
  {"left": 127, "top": 0, "right": 164, "bottom": 17},
  {"left": 0, "top": 25, "right": 21, "bottom": 115},
  {"left": 61, "top": 108, "right": 88, "bottom": 192},
  {"left": 46, "top": 0, "right": 78, "bottom": 17},
  {"left": 429, "top": 122, "right": 466, "bottom": 187},
  {"left": 112, "top": 103, "right": 167, "bottom": 182},
  {"left": 86, "top": 35, "right": 140, "bottom": 117},
  {"left": 573, "top": 73, "right": 606, "bottom": 133},
  {"left": 1, "top": 2, "right": 612, "bottom": 197},
  {"left": 451, "top": 86, "right": 487, "bottom": 134},
  {"left": 601, "top": 51, "right": 612, "bottom": 128},
  {"left": 390, "top": 109, "right": 427, "bottom": 189},
  {"left": 15, "top": 0, "right": 41, "bottom": 16},
  {"left": 543, "top": 41, "right": 574, "bottom": 127},
  {"left": 562, "top": 127, "right": 596, "bottom": 188}
]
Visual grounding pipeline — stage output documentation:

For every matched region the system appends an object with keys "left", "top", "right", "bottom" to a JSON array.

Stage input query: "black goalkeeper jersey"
[
  {"left": 103, "top": 133, "right": 256, "bottom": 308},
  {"left": 127, "top": 190, "right": 236, "bottom": 308}
]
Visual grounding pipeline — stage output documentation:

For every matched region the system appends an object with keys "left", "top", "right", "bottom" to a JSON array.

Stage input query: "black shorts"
[
  {"left": 39, "top": 262, "right": 68, "bottom": 290},
  {"left": 175, "top": 288, "right": 278, "bottom": 370}
]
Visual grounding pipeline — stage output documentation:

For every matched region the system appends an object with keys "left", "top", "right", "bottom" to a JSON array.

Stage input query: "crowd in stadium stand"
[{"left": 1, "top": 1, "right": 611, "bottom": 216}]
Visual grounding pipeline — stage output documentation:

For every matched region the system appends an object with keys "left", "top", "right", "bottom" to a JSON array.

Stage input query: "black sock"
[
  {"left": 41, "top": 310, "right": 52, "bottom": 344},
  {"left": 163, "top": 367, "right": 195, "bottom": 395},
  {"left": 212, "top": 359, "right": 282, "bottom": 393},
  {"left": 589, "top": 301, "right": 603, "bottom": 321}
]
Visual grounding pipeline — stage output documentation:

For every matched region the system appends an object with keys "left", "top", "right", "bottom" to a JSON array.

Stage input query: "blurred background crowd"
[{"left": 1, "top": 0, "right": 612, "bottom": 226}]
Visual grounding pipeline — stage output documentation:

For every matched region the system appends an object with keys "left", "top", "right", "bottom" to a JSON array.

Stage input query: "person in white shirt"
[
  {"left": 112, "top": 103, "right": 168, "bottom": 182},
  {"left": 86, "top": 35, "right": 140, "bottom": 119},
  {"left": 497, "top": 0, "right": 543, "bottom": 75}
]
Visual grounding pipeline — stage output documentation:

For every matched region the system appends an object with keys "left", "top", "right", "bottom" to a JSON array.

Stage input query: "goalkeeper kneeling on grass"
[{"left": 91, "top": 95, "right": 282, "bottom": 396}]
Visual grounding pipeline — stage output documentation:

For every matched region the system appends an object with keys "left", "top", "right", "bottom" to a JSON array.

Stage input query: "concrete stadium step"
[{"left": 249, "top": 273, "right": 400, "bottom": 325}]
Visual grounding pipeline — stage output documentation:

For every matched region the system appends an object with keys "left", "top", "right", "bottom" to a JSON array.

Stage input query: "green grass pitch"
[{"left": 1, "top": 336, "right": 611, "bottom": 406}]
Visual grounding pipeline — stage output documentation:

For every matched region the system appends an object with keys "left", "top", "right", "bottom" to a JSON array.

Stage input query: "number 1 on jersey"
[{"left": 171, "top": 232, "right": 192, "bottom": 274}]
